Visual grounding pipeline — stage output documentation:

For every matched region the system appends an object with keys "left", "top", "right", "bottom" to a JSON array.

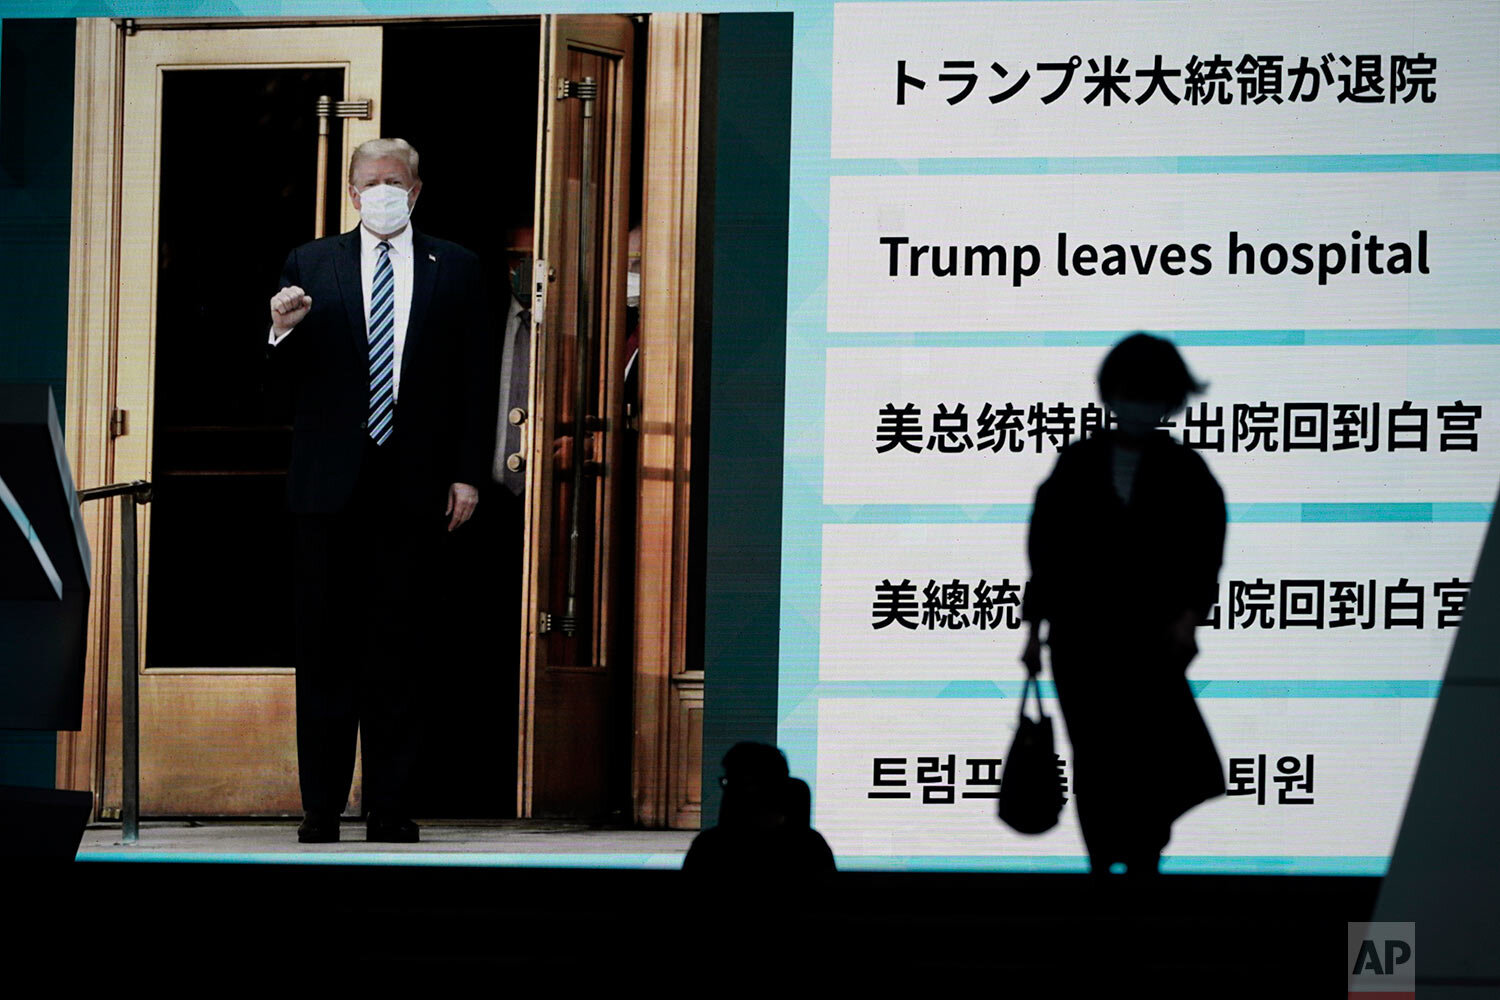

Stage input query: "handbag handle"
[{"left": 1017, "top": 673, "right": 1048, "bottom": 725}]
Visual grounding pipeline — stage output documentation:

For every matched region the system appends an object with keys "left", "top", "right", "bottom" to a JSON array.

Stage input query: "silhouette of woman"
[{"left": 1020, "top": 333, "right": 1227, "bottom": 875}]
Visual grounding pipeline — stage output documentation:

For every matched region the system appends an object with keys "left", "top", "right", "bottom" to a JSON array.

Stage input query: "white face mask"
[
  {"left": 1110, "top": 399, "right": 1168, "bottom": 437},
  {"left": 626, "top": 268, "right": 641, "bottom": 308},
  {"left": 357, "top": 183, "right": 413, "bottom": 235}
]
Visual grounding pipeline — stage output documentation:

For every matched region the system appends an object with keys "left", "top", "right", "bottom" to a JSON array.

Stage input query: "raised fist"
[{"left": 270, "top": 285, "right": 313, "bottom": 335}]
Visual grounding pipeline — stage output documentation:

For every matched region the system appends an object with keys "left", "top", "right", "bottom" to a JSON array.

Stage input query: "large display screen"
[
  {"left": 780, "top": 0, "right": 1500, "bottom": 872},
  {"left": 6, "top": 0, "right": 1496, "bottom": 875}
]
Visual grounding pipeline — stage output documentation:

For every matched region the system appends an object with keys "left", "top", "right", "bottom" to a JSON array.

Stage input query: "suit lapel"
[
  {"left": 333, "top": 228, "right": 366, "bottom": 360},
  {"left": 404, "top": 229, "right": 438, "bottom": 382}
]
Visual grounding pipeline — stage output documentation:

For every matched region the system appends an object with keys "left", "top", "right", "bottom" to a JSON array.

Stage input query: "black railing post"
[{"left": 77, "top": 480, "right": 153, "bottom": 844}]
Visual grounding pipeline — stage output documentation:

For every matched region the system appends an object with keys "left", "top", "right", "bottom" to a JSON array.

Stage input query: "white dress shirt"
[{"left": 269, "top": 223, "right": 416, "bottom": 401}]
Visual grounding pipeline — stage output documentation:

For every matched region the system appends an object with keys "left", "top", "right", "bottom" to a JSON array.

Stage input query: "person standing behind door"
[
  {"left": 494, "top": 225, "right": 534, "bottom": 497},
  {"left": 267, "top": 137, "right": 497, "bottom": 844},
  {"left": 1019, "top": 332, "right": 1227, "bottom": 876}
]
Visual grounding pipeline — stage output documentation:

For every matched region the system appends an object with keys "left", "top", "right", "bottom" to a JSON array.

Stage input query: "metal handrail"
[{"left": 77, "top": 479, "right": 153, "bottom": 844}]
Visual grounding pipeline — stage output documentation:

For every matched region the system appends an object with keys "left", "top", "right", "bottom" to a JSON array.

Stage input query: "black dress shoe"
[
  {"left": 366, "top": 812, "right": 420, "bottom": 843},
  {"left": 297, "top": 812, "right": 340, "bottom": 844}
]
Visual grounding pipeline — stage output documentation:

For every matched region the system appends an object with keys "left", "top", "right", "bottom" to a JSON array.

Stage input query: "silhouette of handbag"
[{"left": 998, "top": 674, "right": 1066, "bottom": 835}]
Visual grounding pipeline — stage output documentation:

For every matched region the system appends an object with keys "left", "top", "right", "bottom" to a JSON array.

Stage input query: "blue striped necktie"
[{"left": 367, "top": 240, "right": 395, "bottom": 445}]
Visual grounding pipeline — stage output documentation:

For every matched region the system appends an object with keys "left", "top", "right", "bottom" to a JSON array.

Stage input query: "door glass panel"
[{"left": 145, "top": 67, "right": 345, "bottom": 669}]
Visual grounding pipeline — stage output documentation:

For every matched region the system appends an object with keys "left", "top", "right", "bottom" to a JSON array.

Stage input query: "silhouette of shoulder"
[
  {"left": 1039, "top": 431, "right": 1109, "bottom": 488},
  {"left": 682, "top": 826, "right": 836, "bottom": 876},
  {"left": 682, "top": 825, "right": 727, "bottom": 871},
  {"left": 798, "top": 828, "right": 837, "bottom": 872},
  {"left": 1148, "top": 432, "right": 1224, "bottom": 499}
]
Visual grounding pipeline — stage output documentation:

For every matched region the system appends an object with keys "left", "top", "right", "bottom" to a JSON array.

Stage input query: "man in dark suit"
[{"left": 267, "top": 137, "right": 496, "bottom": 844}]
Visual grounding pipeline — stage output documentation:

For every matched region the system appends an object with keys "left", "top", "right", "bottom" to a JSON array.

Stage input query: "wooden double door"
[{"left": 64, "top": 14, "right": 693, "bottom": 823}]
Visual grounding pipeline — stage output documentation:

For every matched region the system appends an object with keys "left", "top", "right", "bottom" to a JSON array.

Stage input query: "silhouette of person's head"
[
  {"left": 1098, "top": 332, "right": 1206, "bottom": 442},
  {"left": 782, "top": 777, "right": 812, "bottom": 830},
  {"left": 684, "top": 744, "right": 836, "bottom": 879},
  {"left": 717, "top": 741, "right": 790, "bottom": 831}
]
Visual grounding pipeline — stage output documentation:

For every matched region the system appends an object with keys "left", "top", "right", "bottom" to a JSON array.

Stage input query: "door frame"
[
  {"left": 59, "top": 14, "right": 705, "bottom": 829},
  {"left": 633, "top": 13, "right": 705, "bottom": 830}
]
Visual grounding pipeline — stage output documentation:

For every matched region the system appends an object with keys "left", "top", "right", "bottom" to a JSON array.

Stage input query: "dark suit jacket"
[{"left": 267, "top": 227, "right": 496, "bottom": 515}]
